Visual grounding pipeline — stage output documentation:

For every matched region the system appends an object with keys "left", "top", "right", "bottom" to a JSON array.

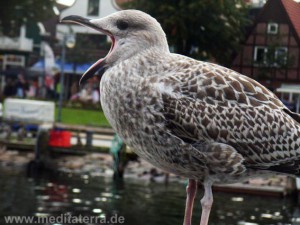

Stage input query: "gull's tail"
[
  {"left": 283, "top": 108, "right": 300, "bottom": 124},
  {"left": 267, "top": 108, "right": 300, "bottom": 176}
]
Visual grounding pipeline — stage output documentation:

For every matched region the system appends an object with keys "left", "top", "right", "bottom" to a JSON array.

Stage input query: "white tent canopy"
[{"left": 276, "top": 84, "right": 300, "bottom": 113}]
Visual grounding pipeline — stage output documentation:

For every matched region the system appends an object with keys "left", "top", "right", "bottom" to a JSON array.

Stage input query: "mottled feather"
[
  {"left": 156, "top": 55, "right": 300, "bottom": 176},
  {"left": 100, "top": 49, "right": 300, "bottom": 182},
  {"left": 89, "top": 14, "right": 300, "bottom": 183},
  {"left": 65, "top": 10, "right": 300, "bottom": 225}
]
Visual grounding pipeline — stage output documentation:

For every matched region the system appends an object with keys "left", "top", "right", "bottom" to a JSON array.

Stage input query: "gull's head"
[{"left": 61, "top": 10, "right": 169, "bottom": 85}]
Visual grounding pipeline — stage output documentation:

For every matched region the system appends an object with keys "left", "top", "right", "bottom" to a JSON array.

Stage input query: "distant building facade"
[
  {"left": 56, "top": 0, "right": 123, "bottom": 67},
  {"left": 232, "top": 0, "right": 300, "bottom": 89},
  {"left": 0, "top": 25, "right": 33, "bottom": 74},
  {"left": 57, "top": 0, "right": 121, "bottom": 39},
  {"left": 244, "top": 0, "right": 267, "bottom": 7}
]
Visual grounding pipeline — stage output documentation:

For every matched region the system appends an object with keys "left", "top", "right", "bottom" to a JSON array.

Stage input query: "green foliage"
[
  {"left": 55, "top": 107, "right": 111, "bottom": 127},
  {"left": 0, "top": 0, "right": 56, "bottom": 36},
  {"left": 124, "top": 0, "right": 250, "bottom": 66}
]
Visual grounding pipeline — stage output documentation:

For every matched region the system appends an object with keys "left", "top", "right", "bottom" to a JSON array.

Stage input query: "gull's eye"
[{"left": 116, "top": 20, "right": 129, "bottom": 30}]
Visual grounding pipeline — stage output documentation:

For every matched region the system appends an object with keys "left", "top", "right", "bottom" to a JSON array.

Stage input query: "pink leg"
[
  {"left": 200, "top": 182, "right": 213, "bottom": 225},
  {"left": 183, "top": 179, "right": 197, "bottom": 225}
]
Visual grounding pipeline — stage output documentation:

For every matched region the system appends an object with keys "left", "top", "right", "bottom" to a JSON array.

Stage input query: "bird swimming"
[{"left": 62, "top": 10, "right": 300, "bottom": 225}]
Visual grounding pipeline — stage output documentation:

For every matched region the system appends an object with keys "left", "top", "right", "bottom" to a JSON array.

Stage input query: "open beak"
[{"left": 61, "top": 15, "right": 115, "bottom": 85}]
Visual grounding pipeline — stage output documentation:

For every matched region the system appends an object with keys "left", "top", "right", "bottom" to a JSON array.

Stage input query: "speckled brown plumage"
[
  {"left": 100, "top": 50, "right": 300, "bottom": 182},
  {"left": 62, "top": 10, "right": 300, "bottom": 225}
]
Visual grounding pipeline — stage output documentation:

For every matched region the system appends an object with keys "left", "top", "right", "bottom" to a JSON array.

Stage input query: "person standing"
[
  {"left": 15, "top": 73, "right": 28, "bottom": 98},
  {"left": 3, "top": 78, "right": 17, "bottom": 97}
]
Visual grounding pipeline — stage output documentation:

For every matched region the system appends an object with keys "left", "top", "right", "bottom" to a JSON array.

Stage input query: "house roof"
[
  {"left": 281, "top": 0, "right": 300, "bottom": 39},
  {"left": 253, "top": 0, "right": 300, "bottom": 43}
]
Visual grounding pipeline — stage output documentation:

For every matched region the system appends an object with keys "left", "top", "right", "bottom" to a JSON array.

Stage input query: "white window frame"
[
  {"left": 267, "top": 23, "right": 278, "bottom": 34},
  {"left": 254, "top": 46, "right": 268, "bottom": 64}
]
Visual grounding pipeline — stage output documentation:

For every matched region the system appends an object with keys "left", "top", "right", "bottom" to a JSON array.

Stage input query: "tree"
[
  {"left": 124, "top": 0, "right": 250, "bottom": 66},
  {"left": 0, "top": 0, "right": 56, "bottom": 37}
]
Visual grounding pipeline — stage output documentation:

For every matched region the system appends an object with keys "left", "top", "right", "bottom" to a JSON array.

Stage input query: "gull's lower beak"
[
  {"left": 79, "top": 60, "right": 106, "bottom": 85},
  {"left": 61, "top": 15, "right": 110, "bottom": 85}
]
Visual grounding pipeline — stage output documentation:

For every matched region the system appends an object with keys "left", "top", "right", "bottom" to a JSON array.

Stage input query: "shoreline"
[{"left": 0, "top": 147, "right": 296, "bottom": 197}]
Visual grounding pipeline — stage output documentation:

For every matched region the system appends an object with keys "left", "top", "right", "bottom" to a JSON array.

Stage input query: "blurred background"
[{"left": 1, "top": 0, "right": 300, "bottom": 224}]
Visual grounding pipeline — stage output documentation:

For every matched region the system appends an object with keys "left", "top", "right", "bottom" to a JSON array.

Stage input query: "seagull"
[{"left": 62, "top": 10, "right": 300, "bottom": 225}]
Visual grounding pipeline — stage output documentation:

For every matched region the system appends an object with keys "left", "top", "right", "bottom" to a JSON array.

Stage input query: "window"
[
  {"left": 254, "top": 46, "right": 267, "bottom": 64},
  {"left": 87, "top": 0, "right": 100, "bottom": 16},
  {"left": 267, "top": 23, "right": 278, "bottom": 34},
  {"left": 254, "top": 46, "right": 288, "bottom": 66},
  {"left": 275, "top": 47, "right": 288, "bottom": 65}
]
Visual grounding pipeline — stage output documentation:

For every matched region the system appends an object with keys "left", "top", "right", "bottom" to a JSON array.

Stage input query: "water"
[{"left": 0, "top": 166, "right": 299, "bottom": 225}]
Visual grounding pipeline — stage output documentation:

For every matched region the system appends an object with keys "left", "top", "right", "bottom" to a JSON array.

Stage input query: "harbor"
[
  {"left": 1, "top": 99, "right": 300, "bottom": 225},
  {"left": 0, "top": 165, "right": 299, "bottom": 225},
  {"left": 0, "top": 120, "right": 299, "bottom": 199}
]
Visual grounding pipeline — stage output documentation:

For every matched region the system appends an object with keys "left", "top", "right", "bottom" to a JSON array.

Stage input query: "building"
[
  {"left": 232, "top": 0, "right": 300, "bottom": 89},
  {"left": 52, "top": 0, "right": 126, "bottom": 77},
  {"left": 0, "top": 0, "right": 123, "bottom": 99},
  {"left": 245, "top": 0, "right": 267, "bottom": 7},
  {"left": 57, "top": 0, "right": 122, "bottom": 43},
  {"left": 0, "top": 0, "right": 123, "bottom": 74},
  {"left": 0, "top": 26, "right": 33, "bottom": 73},
  {"left": 53, "top": 0, "right": 123, "bottom": 99}
]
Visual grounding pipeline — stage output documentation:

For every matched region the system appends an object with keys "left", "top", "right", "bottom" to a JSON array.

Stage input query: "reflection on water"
[{"left": 0, "top": 166, "right": 299, "bottom": 225}]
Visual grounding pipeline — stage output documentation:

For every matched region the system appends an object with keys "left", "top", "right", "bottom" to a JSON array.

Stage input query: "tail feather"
[
  {"left": 283, "top": 108, "right": 300, "bottom": 124},
  {"left": 268, "top": 159, "right": 300, "bottom": 176},
  {"left": 270, "top": 108, "right": 300, "bottom": 176}
]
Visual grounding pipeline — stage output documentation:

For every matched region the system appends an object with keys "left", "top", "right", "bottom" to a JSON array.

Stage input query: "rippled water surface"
[{"left": 0, "top": 167, "right": 299, "bottom": 225}]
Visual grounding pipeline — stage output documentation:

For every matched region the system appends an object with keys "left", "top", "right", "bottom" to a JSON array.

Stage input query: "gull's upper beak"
[
  {"left": 61, "top": 15, "right": 114, "bottom": 85},
  {"left": 61, "top": 15, "right": 104, "bottom": 33}
]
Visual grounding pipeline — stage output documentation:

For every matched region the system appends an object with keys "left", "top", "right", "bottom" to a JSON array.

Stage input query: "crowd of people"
[
  {"left": 69, "top": 81, "right": 100, "bottom": 105},
  {"left": 3, "top": 73, "right": 32, "bottom": 98},
  {"left": 1, "top": 72, "right": 100, "bottom": 106},
  {"left": 2, "top": 72, "right": 56, "bottom": 100}
]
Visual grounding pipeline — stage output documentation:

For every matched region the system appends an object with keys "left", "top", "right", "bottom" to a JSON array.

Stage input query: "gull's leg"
[
  {"left": 200, "top": 181, "right": 213, "bottom": 225},
  {"left": 183, "top": 179, "right": 197, "bottom": 225}
]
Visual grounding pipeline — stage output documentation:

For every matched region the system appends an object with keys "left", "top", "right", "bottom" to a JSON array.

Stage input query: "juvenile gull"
[{"left": 62, "top": 10, "right": 300, "bottom": 225}]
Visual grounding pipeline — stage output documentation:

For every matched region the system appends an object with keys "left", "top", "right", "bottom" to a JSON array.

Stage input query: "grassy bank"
[{"left": 55, "top": 107, "right": 111, "bottom": 127}]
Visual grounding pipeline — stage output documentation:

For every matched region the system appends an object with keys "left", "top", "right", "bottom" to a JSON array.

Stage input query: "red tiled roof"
[{"left": 281, "top": 0, "right": 300, "bottom": 38}]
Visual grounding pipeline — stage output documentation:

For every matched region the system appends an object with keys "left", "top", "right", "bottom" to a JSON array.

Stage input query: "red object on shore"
[{"left": 48, "top": 130, "right": 71, "bottom": 148}]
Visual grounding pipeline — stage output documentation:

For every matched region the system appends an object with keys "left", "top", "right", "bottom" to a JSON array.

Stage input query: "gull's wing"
[{"left": 153, "top": 59, "right": 300, "bottom": 174}]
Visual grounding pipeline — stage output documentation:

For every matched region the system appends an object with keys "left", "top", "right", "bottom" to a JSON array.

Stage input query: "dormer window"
[
  {"left": 267, "top": 23, "right": 278, "bottom": 34},
  {"left": 87, "top": 0, "right": 100, "bottom": 16}
]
